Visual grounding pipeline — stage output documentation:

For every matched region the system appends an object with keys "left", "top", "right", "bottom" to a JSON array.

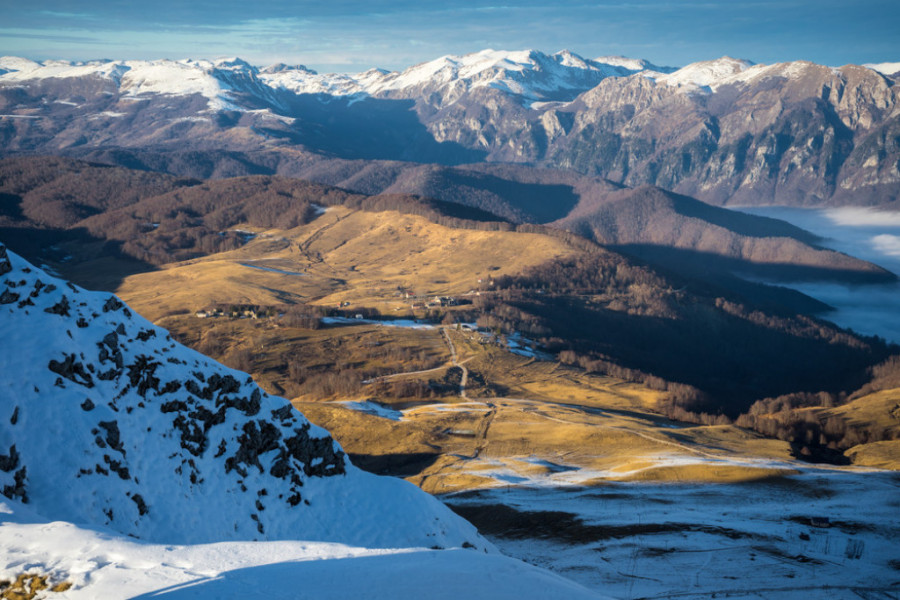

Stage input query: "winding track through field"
[
  {"left": 362, "top": 326, "right": 472, "bottom": 395},
  {"left": 441, "top": 327, "right": 468, "bottom": 398}
]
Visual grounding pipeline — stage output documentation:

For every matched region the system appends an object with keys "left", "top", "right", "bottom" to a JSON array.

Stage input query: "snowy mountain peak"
[
  {"left": 0, "top": 57, "right": 253, "bottom": 110},
  {"left": 593, "top": 55, "right": 676, "bottom": 74},
  {"left": 865, "top": 61, "right": 900, "bottom": 76},
  {"left": 0, "top": 56, "right": 41, "bottom": 73},
  {"left": 261, "top": 62, "right": 317, "bottom": 75},
  {"left": 655, "top": 56, "right": 755, "bottom": 89},
  {"left": 361, "top": 48, "right": 658, "bottom": 105},
  {"left": 0, "top": 57, "right": 131, "bottom": 84},
  {"left": 212, "top": 57, "right": 258, "bottom": 72},
  {"left": 116, "top": 60, "right": 243, "bottom": 110},
  {"left": 0, "top": 243, "right": 484, "bottom": 550},
  {"left": 384, "top": 48, "right": 546, "bottom": 85},
  {"left": 552, "top": 49, "right": 591, "bottom": 68}
]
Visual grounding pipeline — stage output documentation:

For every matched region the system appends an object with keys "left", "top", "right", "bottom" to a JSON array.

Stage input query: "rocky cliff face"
[
  {"left": 0, "top": 243, "right": 483, "bottom": 549},
  {"left": 541, "top": 61, "right": 900, "bottom": 206}
]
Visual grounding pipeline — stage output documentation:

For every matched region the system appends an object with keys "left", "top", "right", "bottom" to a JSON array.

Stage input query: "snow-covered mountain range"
[
  {"left": 0, "top": 50, "right": 670, "bottom": 107},
  {"left": 2, "top": 49, "right": 893, "bottom": 109},
  {"left": 1, "top": 49, "right": 899, "bottom": 207}
]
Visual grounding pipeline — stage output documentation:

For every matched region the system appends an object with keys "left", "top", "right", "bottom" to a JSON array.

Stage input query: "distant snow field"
[{"left": 445, "top": 467, "right": 900, "bottom": 600}]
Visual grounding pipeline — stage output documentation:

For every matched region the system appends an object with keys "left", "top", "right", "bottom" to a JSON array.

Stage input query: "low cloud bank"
[{"left": 732, "top": 206, "right": 900, "bottom": 343}]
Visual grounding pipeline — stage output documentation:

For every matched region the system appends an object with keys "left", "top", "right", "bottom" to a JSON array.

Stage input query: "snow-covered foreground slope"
[
  {"left": 0, "top": 243, "right": 608, "bottom": 597},
  {"left": 0, "top": 498, "right": 607, "bottom": 599}
]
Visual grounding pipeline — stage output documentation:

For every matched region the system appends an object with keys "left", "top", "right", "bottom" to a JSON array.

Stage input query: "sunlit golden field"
[{"left": 111, "top": 208, "right": 900, "bottom": 492}]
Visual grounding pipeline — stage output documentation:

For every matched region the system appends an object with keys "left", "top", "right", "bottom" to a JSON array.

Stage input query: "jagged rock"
[
  {"left": 97, "top": 331, "right": 124, "bottom": 371},
  {"left": 188, "top": 405, "right": 226, "bottom": 431},
  {"left": 0, "top": 445, "right": 19, "bottom": 472},
  {"left": 159, "top": 380, "right": 181, "bottom": 395},
  {"left": 103, "top": 297, "right": 124, "bottom": 313},
  {"left": 48, "top": 354, "right": 94, "bottom": 388},
  {"left": 96, "top": 369, "right": 118, "bottom": 381},
  {"left": 172, "top": 414, "right": 207, "bottom": 457},
  {"left": 0, "top": 246, "right": 10, "bottom": 276},
  {"left": 126, "top": 355, "right": 160, "bottom": 397},
  {"left": 103, "top": 455, "right": 130, "bottom": 480},
  {"left": 2, "top": 466, "right": 27, "bottom": 502},
  {"left": 44, "top": 295, "right": 70, "bottom": 317},
  {"left": 129, "top": 493, "right": 148, "bottom": 516},
  {"left": 225, "top": 420, "right": 283, "bottom": 476},
  {"left": 98, "top": 420, "right": 124, "bottom": 454},
  {"left": 136, "top": 329, "right": 156, "bottom": 342},
  {"left": 271, "top": 405, "right": 294, "bottom": 422},
  {"left": 283, "top": 423, "right": 346, "bottom": 478},
  {"left": 160, "top": 400, "right": 188, "bottom": 413}
]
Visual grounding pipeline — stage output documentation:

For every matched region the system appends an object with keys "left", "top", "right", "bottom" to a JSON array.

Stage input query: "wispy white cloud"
[
  {"left": 0, "top": 30, "right": 103, "bottom": 44},
  {"left": 872, "top": 234, "right": 900, "bottom": 257},
  {"left": 38, "top": 10, "right": 97, "bottom": 20},
  {"left": 824, "top": 207, "right": 900, "bottom": 227}
]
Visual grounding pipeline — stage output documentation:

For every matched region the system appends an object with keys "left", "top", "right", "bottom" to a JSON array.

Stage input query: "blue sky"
[{"left": 1, "top": 1, "right": 897, "bottom": 72}]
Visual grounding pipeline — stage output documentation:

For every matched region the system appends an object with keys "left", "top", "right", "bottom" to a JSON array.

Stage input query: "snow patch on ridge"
[
  {"left": 0, "top": 57, "right": 263, "bottom": 112},
  {"left": 654, "top": 56, "right": 755, "bottom": 90},
  {"left": 865, "top": 61, "right": 900, "bottom": 76}
]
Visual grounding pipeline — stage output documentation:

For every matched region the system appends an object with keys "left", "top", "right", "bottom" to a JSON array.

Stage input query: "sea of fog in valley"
[{"left": 732, "top": 206, "right": 900, "bottom": 344}]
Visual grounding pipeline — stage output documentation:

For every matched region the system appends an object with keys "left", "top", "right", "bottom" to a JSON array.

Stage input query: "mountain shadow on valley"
[
  {"left": 665, "top": 190, "right": 823, "bottom": 244},
  {"left": 382, "top": 166, "right": 581, "bottom": 223},
  {"left": 614, "top": 244, "right": 898, "bottom": 285},
  {"left": 347, "top": 453, "right": 442, "bottom": 478},
  {"left": 286, "top": 94, "right": 489, "bottom": 164},
  {"left": 0, "top": 224, "right": 158, "bottom": 291},
  {"left": 476, "top": 253, "right": 893, "bottom": 416}
]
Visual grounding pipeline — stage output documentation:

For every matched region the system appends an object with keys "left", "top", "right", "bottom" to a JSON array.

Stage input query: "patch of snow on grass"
[
  {"left": 321, "top": 317, "right": 436, "bottom": 329},
  {"left": 339, "top": 401, "right": 403, "bottom": 421}
]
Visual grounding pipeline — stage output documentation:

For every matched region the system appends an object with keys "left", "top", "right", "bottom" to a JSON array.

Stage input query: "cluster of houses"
[
  {"left": 404, "top": 295, "right": 461, "bottom": 310},
  {"left": 195, "top": 306, "right": 268, "bottom": 320}
]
